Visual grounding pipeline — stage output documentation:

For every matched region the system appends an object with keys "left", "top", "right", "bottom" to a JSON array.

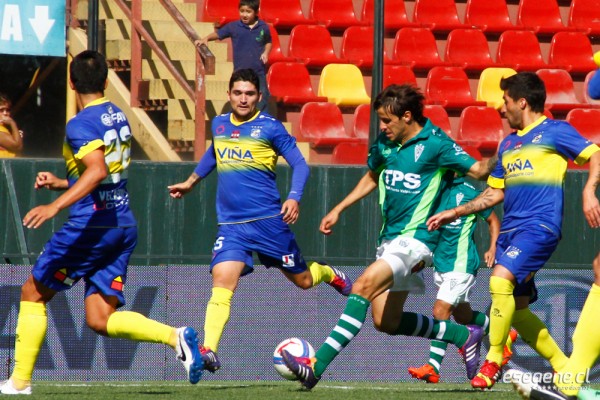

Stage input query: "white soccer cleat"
[
  {"left": 0, "top": 379, "right": 32, "bottom": 395},
  {"left": 175, "top": 326, "right": 204, "bottom": 384},
  {"left": 508, "top": 369, "right": 533, "bottom": 399}
]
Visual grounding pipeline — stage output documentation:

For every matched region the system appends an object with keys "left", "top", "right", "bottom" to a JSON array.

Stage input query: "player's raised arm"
[
  {"left": 427, "top": 186, "right": 504, "bottom": 231},
  {"left": 320, "top": 170, "right": 379, "bottom": 235}
]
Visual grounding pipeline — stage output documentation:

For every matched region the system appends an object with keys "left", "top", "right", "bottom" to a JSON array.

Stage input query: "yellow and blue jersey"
[
  {"left": 64, "top": 97, "right": 135, "bottom": 228},
  {"left": 198, "top": 111, "right": 304, "bottom": 224},
  {"left": 488, "top": 116, "right": 600, "bottom": 236}
]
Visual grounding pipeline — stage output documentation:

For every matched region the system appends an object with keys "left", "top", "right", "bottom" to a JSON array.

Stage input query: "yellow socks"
[
  {"left": 487, "top": 276, "right": 515, "bottom": 365},
  {"left": 308, "top": 261, "right": 335, "bottom": 286},
  {"left": 512, "top": 307, "right": 567, "bottom": 372},
  {"left": 556, "top": 284, "right": 600, "bottom": 396},
  {"left": 106, "top": 311, "right": 174, "bottom": 347},
  {"left": 12, "top": 302, "right": 47, "bottom": 388},
  {"left": 203, "top": 287, "right": 233, "bottom": 352}
]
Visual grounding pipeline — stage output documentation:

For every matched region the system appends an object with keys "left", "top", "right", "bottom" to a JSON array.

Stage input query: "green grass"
[{"left": 25, "top": 380, "right": 525, "bottom": 399}]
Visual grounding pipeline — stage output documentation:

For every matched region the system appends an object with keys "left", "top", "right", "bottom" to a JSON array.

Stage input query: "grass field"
[{"left": 22, "top": 380, "right": 531, "bottom": 399}]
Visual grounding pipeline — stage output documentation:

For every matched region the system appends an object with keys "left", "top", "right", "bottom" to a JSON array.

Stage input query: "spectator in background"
[
  {"left": 195, "top": 0, "right": 272, "bottom": 111},
  {"left": 588, "top": 51, "right": 600, "bottom": 100},
  {"left": 0, "top": 93, "right": 23, "bottom": 157}
]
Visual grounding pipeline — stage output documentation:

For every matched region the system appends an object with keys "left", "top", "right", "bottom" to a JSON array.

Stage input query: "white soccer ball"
[{"left": 273, "top": 337, "right": 315, "bottom": 380}]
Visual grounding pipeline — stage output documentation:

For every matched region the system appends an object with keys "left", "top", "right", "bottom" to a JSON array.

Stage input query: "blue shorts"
[
  {"left": 211, "top": 216, "right": 307, "bottom": 276},
  {"left": 32, "top": 223, "right": 137, "bottom": 307},
  {"left": 495, "top": 224, "right": 560, "bottom": 286}
]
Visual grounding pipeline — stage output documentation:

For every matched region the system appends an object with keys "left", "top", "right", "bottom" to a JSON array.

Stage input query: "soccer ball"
[{"left": 273, "top": 337, "right": 315, "bottom": 380}]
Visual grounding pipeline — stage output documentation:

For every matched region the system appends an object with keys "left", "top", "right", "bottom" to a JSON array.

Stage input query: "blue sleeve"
[
  {"left": 193, "top": 143, "right": 216, "bottom": 178},
  {"left": 217, "top": 23, "right": 233, "bottom": 40},
  {"left": 283, "top": 146, "right": 309, "bottom": 202},
  {"left": 589, "top": 70, "right": 600, "bottom": 100}
]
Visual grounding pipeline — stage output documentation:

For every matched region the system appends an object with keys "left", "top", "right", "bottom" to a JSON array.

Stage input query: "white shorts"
[
  {"left": 376, "top": 236, "right": 433, "bottom": 293},
  {"left": 433, "top": 271, "right": 476, "bottom": 306}
]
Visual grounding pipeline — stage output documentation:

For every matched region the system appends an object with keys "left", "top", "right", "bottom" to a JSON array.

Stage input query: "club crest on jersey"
[
  {"left": 250, "top": 128, "right": 261, "bottom": 138},
  {"left": 455, "top": 192, "right": 464, "bottom": 206},
  {"left": 414, "top": 144, "right": 424, "bottom": 162},
  {"left": 532, "top": 134, "right": 543, "bottom": 144},
  {"left": 506, "top": 246, "right": 522, "bottom": 259},
  {"left": 110, "top": 276, "right": 124, "bottom": 291},
  {"left": 382, "top": 147, "right": 392, "bottom": 157},
  {"left": 230, "top": 130, "right": 240, "bottom": 139},
  {"left": 282, "top": 254, "right": 295, "bottom": 267},
  {"left": 53, "top": 268, "right": 74, "bottom": 286}
]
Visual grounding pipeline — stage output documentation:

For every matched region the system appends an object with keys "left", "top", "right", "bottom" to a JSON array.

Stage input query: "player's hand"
[
  {"left": 583, "top": 191, "right": 600, "bottom": 228},
  {"left": 281, "top": 199, "right": 299, "bottom": 224},
  {"left": 484, "top": 248, "right": 496, "bottom": 268},
  {"left": 35, "top": 172, "right": 66, "bottom": 190},
  {"left": 427, "top": 209, "right": 458, "bottom": 231},
  {"left": 168, "top": 182, "right": 192, "bottom": 199},
  {"left": 320, "top": 210, "right": 340, "bottom": 235},
  {"left": 260, "top": 53, "right": 269, "bottom": 64},
  {"left": 23, "top": 204, "right": 60, "bottom": 229}
]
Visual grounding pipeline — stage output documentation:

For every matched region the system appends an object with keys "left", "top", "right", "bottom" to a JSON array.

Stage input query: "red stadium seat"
[
  {"left": 496, "top": 30, "right": 547, "bottom": 72},
  {"left": 389, "top": 27, "right": 448, "bottom": 70},
  {"left": 425, "top": 66, "right": 486, "bottom": 109},
  {"left": 352, "top": 103, "right": 371, "bottom": 141},
  {"left": 456, "top": 106, "right": 504, "bottom": 156},
  {"left": 568, "top": 0, "right": 600, "bottom": 35},
  {"left": 444, "top": 29, "right": 496, "bottom": 72},
  {"left": 202, "top": 0, "right": 239, "bottom": 26},
  {"left": 566, "top": 108, "right": 600, "bottom": 144},
  {"left": 332, "top": 142, "right": 369, "bottom": 165},
  {"left": 548, "top": 31, "right": 597, "bottom": 74},
  {"left": 267, "top": 25, "right": 294, "bottom": 64},
  {"left": 309, "top": 0, "right": 364, "bottom": 29},
  {"left": 412, "top": 0, "right": 467, "bottom": 32},
  {"left": 288, "top": 25, "right": 343, "bottom": 67},
  {"left": 382, "top": 65, "right": 417, "bottom": 88},
  {"left": 267, "top": 62, "right": 327, "bottom": 105},
  {"left": 516, "top": 0, "right": 573, "bottom": 34},
  {"left": 361, "top": 0, "right": 416, "bottom": 30},
  {"left": 341, "top": 26, "right": 389, "bottom": 68},
  {"left": 260, "top": 0, "right": 316, "bottom": 28},
  {"left": 423, "top": 104, "right": 452, "bottom": 138},
  {"left": 536, "top": 69, "right": 590, "bottom": 112},
  {"left": 299, "top": 102, "right": 357, "bottom": 147},
  {"left": 464, "top": 0, "right": 516, "bottom": 34}
]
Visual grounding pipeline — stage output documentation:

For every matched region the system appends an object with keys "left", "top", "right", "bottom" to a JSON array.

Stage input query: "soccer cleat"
[
  {"left": 407, "top": 364, "right": 440, "bottom": 383},
  {"left": 281, "top": 349, "right": 320, "bottom": 390},
  {"left": 577, "top": 387, "right": 600, "bottom": 400},
  {"left": 199, "top": 345, "right": 221, "bottom": 373},
  {"left": 327, "top": 267, "right": 353, "bottom": 296},
  {"left": 175, "top": 327, "right": 204, "bottom": 384},
  {"left": 471, "top": 360, "right": 502, "bottom": 389},
  {"left": 508, "top": 369, "right": 576, "bottom": 400},
  {"left": 502, "top": 328, "right": 519, "bottom": 366},
  {"left": 459, "top": 325, "right": 484, "bottom": 380},
  {"left": 0, "top": 379, "right": 32, "bottom": 395}
]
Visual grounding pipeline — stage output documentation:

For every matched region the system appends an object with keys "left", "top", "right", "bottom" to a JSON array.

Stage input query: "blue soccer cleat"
[
  {"left": 281, "top": 349, "right": 320, "bottom": 390},
  {"left": 176, "top": 327, "right": 204, "bottom": 384},
  {"left": 200, "top": 345, "right": 221, "bottom": 373}
]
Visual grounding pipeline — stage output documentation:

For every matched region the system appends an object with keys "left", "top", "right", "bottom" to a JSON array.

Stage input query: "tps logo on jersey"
[
  {"left": 506, "top": 158, "right": 533, "bottom": 173},
  {"left": 532, "top": 134, "right": 543, "bottom": 144},
  {"left": 453, "top": 143, "right": 468, "bottom": 156},
  {"left": 282, "top": 254, "right": 295, "bottom": 267},
  {"left": 414, "top": 144, "right": 425, "bottom": 162},
  {"left": 382, "top": 169, "right": 421, "bottom": 190},
  {"left": 506, "top": 246, "right": 522, "bottom": 259},
  {"left": 53, "top": 268, "right": 74, "bottom": 286},
  {"left": 230, "top": 130, "right": 240, "bottom": 140},
  {"left": 101, "top": 113, "right": 114, "bottom": 127}
]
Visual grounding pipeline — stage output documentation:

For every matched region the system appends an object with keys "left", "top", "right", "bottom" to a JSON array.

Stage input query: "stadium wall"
[
  {"left": 1, "top": 158, "right": 598, "bottom": 267},
  {"left": 0, "top": 264, "right": 596, "bottom": 383}
]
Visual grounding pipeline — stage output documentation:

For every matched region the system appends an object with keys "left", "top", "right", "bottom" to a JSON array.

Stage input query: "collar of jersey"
[
  {"left": 516, "top": 115, "right": 546, "bottom": 137},
  {"left": 83, "top": 97, "right": 109, "bottom": 109},
  {"left": 229, "top": 110, "right": 260, "bottom": 126}
]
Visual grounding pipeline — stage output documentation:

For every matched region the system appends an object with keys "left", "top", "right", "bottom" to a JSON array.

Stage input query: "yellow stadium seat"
[
  {"left": 318, "top": 64, "right": 371, "bottom": 106},
  {"left": 476, "top": 67, "right": 517, "bottom": 110}
]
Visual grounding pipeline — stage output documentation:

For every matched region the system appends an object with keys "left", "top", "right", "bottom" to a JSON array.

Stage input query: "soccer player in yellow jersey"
[
  {"left": 0, "top": 93, "right": 23, "bottom": 157},
  {"left": 427, "top": 72, "right": 600, "bottom": 391}
]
